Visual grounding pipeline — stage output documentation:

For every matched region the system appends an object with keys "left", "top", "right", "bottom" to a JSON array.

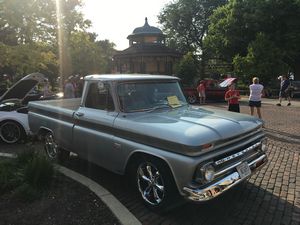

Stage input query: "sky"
[{"left": 82, "top": 0, "right": 171, "bottom": 50}]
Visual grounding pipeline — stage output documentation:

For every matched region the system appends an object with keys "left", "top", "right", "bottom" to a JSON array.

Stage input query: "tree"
[
  {"left": 0, "top": 0, "right": 90, "bottom": 45},
  {"left": 158, "top": 0, "right": 227, "bottom": 79},
  {"left": 158, "top": 0, "right": 227, "bottom": 53},
  {"left": 69, "top": 32, "right": 115, "bottom": 75},
  {"left": 0, "top": 0, "right": 92, "bottom": 80},
  {"left": 0, "top": 42, "right": 58, "bottom": 81},
  {"left": 175, "top": 52, "right": 198, "bottom": 85},
  {"left": 205, "top": 0, "right": 300, "bottom": 82}
]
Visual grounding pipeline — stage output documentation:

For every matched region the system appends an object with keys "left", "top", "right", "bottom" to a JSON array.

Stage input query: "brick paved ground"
[{"left": 1, "top": 98, "right": 300, "bottom": 225}]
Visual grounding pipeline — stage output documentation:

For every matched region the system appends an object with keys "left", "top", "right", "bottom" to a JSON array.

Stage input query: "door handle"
[{"left": 75, "top": 112, "right": 84, "bottom": 117}]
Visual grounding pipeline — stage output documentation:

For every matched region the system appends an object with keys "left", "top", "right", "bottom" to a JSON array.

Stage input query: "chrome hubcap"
[
  {"left": 44, "top": 133, "right": 58, "bottom": 159},
  {"left": 188, "top": 95, "right": 196, "bottom": 104},
  {"left": 0, "top": 122, "right": 21, "bottom": 143},
  {"left": 137, "top": 162, "right": 165, "bottom": 206}
]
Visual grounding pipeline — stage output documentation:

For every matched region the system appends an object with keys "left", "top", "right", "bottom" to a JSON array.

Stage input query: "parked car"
[
  {"left": 290, "top": 80, "right": 300, "bottom": 97},
  {"left": 184, "top": 79, "right": 236, "bottom": 104},
  {"left": 0, "top": 72, "right": 46, "bottom": 144},
  {"left": 28, "top": 74, "right": 267, "bottom": 211}
]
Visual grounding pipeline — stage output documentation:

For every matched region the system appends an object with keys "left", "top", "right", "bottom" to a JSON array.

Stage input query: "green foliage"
[
  {"left": 0, "top": 159, "right": 21, "bottom": 193},
  {"left": 233, "top": 33, "right": 289, "bottom": 85},
  {"left": 205, "top": 0, "right": 300, "bottom": 81},
  {"left": 24, "top": 154, "right": 54, "bottom": 189},
  {"left": 175, "top": 52, "right": 199, "bottom": 85},
  {"left": 69, "top": 32, "right": 115, "bottom": 75},
  {"left": 0, "top": 43, "right": 58, "bottom": 81},
  {"left": 0, "top": 0, "right": 115, "bottom": 83},
  {"left": 158, "top": 0, "right": 227, "bottom": 53},
  {"left": 0, "top": 150, "right": 54, "bottom": 202}
]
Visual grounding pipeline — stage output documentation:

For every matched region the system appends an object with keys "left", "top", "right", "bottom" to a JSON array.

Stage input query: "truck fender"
[{"left": 124, "top": 150, "right": 180, "bottom": 192}]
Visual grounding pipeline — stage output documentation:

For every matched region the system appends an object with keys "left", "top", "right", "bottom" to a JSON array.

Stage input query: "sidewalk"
[{"left": 242, "top": 96, "right": 300, "bottom": 107}]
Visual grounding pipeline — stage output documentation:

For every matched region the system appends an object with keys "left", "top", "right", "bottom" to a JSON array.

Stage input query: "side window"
[{"left": 85, "top": 82, "right": 115, "bottom": 111}]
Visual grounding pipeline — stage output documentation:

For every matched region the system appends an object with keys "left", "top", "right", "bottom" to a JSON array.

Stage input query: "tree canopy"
[
  {"left": 0, "top": 0, "right": 115, "bottom": 85},
  {"left": 158, "top": 0, "right": 227, "bottom": 53},
  {"left": 205, "top": 0, "right": 300, "bottom": 83}
]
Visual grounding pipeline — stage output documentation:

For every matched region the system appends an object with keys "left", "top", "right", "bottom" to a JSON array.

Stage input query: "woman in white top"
[{"left": 249, "top": 77, "right": 264, "bottom": 119}]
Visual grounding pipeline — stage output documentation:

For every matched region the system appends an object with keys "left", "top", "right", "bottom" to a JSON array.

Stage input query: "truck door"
[{"left": 72, "top": 81, "right": 118, "bottom": 169}]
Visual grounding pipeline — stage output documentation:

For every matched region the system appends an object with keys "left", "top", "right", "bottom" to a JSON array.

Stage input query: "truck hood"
[
  {"left": 115, "top": 106, "right": 263, "bottom": 155},
  {"left": 0, "top": 73, "right": 45, "bottom": 103}
]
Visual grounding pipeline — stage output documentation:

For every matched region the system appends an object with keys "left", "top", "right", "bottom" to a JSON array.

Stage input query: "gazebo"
[{"left": 113, "top": 18, "right": 182, "bottom": 75}]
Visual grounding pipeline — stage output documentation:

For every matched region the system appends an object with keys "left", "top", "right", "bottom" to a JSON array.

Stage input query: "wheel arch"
[
  {"left": 37, "top": 127, "right": 54, "bottom": 139},
  {"left": 124, "top": 151, "right": 181, "bottom": 192}
]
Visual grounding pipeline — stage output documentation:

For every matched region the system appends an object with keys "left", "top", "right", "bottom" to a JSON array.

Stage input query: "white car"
[{"left": 0, "top": 73, "right": 45, "bottom": 144}]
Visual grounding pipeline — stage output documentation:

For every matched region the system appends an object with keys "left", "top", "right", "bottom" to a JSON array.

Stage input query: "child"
[{"left": 225, "top": 83, "right": 241, "bottom": 112}]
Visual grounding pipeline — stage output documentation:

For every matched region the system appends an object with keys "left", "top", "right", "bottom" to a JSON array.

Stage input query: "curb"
[
  {"left": 57, "top": 165, "right": 142, "bottom": 225},
  {"left": 0, "top": 152, "right": 142, "bottom": 225}
]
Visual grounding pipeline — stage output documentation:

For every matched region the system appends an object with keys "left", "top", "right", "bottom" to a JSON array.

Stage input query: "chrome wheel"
[
  {"left": 0, "top": 121, "right": 22, "bottom": 144},
  {"left": 137, "top": 162, "right": 165, "bottom": 206},
  {"left": 187, "top": 95, "right": 197, "bottom": 104},
  {"left": 44, "top": 133, "right": 58, "bottom": 159}
]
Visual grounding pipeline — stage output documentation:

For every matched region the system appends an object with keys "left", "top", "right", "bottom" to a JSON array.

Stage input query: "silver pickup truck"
[{"left": 28, "top": 74, "right": 267, "bottom": 211}]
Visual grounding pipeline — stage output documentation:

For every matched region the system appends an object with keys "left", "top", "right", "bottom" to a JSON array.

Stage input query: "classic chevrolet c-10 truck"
[{"left": 28, "top": 74, "right": 268, "bottom": 211}]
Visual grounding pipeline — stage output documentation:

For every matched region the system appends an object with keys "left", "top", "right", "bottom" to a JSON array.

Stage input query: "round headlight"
[{"left": 203, "top": 164, "right": 215, "bottom": 182}]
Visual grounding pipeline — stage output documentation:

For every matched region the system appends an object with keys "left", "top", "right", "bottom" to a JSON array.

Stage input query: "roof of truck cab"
[{"left": 84, "top": 74, "right": 179, "bottom": 81}]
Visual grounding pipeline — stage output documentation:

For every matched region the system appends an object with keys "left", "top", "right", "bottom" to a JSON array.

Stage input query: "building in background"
[{"left": 113, "top": 18, "right": 182, "bottom": 75}]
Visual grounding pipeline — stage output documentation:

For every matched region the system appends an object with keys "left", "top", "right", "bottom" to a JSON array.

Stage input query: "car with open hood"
[{"left": 0, "top": 72, "right": 46, "bottom": 144}]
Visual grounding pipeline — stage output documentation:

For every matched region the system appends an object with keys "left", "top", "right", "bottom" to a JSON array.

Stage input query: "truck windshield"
[{"left": 117, "top": 81, "right": 187, "bottom": 112}]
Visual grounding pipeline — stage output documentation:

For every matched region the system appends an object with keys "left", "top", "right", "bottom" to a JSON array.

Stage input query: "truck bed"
[{"left": 30, "top": 98, "right": 81, "bottom": 111}]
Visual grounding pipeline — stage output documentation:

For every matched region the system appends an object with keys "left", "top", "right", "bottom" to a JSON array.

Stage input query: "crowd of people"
[
  {"left": 197, "top": 74, "right": 294, "bottom": 120},
  {"left": 63, "top": 75, "right": 84, "bottom": 99}
]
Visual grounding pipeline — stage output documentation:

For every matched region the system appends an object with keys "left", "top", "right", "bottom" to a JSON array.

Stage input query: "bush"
[
  {"left": 0, "top": 150, "right": 54, "bottom": 201},
  {"left": 24, "top": 154, "right": 54, "bottom": 189},
  {"left": 0, "top": 159, "right": 21, "bottom": 193}
]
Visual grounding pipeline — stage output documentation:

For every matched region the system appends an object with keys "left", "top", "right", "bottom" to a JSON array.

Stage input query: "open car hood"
[{"left": 0, "top": 73, "right": 45, "bottom": 103}]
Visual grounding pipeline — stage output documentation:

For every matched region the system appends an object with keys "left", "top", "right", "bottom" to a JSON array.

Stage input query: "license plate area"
[{"left": 236, "top": 162, "right": 251, "bottom": 179}]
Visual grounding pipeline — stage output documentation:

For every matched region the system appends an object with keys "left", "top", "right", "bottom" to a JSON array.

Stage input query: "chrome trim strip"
[
  {"left": 214, "top": 142, "right": 261, "bottom": 166},
  {"left": 183, "top": 154, "right": 267, "bottom": 202},
  {"left": 214, "top": 152, "right": 260, "bottom": 177}
]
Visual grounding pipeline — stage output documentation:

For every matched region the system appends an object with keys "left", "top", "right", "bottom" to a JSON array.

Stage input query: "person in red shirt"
[
  {"left": 197, "top": 81, "right": 206, "bottom": 104},
  {"left": 225, "top": 83, "right": 241, "bottom": 112}
]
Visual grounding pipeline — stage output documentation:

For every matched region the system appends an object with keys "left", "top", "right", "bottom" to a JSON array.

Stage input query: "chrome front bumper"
[{"left": 183, "top": 154, "right": 267, "bottom": 202}]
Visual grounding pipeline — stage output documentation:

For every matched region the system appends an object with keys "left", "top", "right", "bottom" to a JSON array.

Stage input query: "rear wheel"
[
  {"left": 0, "top": 121, "right": 25, "bottom": 144},
  {"left": 132, "top": 156, "right": 181, "bottom": 212},
  {"left": 44, "top": 132, "right": 69, "bottom": 162}
]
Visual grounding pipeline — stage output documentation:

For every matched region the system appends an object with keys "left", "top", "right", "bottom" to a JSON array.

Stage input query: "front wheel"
[
  {"left": 0, "top": 121, "right": 25, "bottom": 144},
  {"left": 133, "top": 156, "right": 181, "bottom": 212}
]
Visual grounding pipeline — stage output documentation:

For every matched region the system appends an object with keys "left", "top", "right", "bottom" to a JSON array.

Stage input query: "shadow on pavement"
[{"left": 61, "top": 154, "right": 299, "bottom": 225}]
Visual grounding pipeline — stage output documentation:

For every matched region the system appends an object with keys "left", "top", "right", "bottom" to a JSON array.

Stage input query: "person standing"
[
  {"left": 43, "top": 79, "right": 53, "bottom": 98},
  {"left": 249, "top": 77, "right": 264, "bottom": 119},
  {"left": 276, "top": 75, "right": 291, "bottom": 106},
  {"left": 64, "top": 78, "right": 75, "bottom": 99},
  {"left": 197, "top": 81, "right": 206, "bottom": 104},
  {"left": 225, "top": 83, "right": 241, "bottom": 112}
]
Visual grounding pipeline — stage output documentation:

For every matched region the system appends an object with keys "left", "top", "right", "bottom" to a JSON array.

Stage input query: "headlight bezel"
[{"left": 194, "top": 162, "right": 216, "bottom": 184}]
